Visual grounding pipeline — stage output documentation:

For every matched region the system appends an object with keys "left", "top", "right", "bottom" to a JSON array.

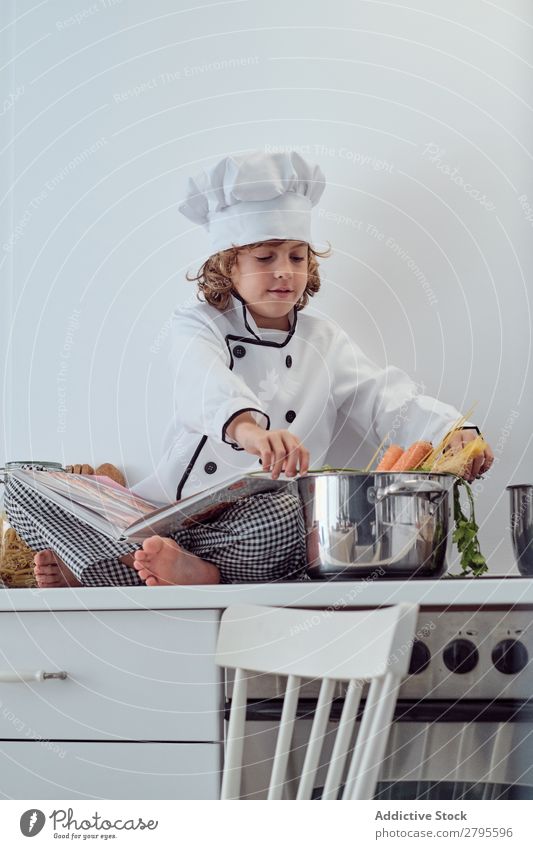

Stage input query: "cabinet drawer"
[
  {"left": 0, "top": 741, "right": 221, "bottom": 799},
  {"left": 0, "top": 610, "right": 222, "bottom": 742}
]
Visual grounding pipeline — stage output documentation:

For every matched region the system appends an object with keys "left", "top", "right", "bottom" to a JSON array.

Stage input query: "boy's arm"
[
  {"left": 226, "top": 412, "right": 310, "bottom": 479},
  {"left": 225, "top": 411, "right": 257, "bottom": 443},
  {"left": 331, "top": 329, "right": 478, "bottom": 448},
  {"left": 168, "top": 310, "right": 270, "bottom": 445}
]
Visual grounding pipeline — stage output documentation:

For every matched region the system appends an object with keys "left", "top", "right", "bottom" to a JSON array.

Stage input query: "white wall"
[{"left": 2, "top": 0, "right": 532, "bottom": 572}]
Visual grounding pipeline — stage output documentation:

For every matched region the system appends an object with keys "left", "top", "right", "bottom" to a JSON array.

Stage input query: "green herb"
[{"left": 451, "top": 478, "right": 488, "bottom": 577}]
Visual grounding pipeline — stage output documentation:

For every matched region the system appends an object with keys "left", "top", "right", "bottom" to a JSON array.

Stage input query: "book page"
[
  {"left": 11, "top": 468, "right": 158, "bottom": 533},
  {"left": 123, "top": 471, "right": 291, "bottom": 541}
]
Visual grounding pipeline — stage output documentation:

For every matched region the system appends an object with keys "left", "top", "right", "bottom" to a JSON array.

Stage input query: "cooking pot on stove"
[{"left": 296, "top": 471, "right": 457, "bottom": 580}]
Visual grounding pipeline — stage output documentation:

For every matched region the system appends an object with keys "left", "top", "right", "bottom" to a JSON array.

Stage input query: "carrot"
[
  {"left": 390, "top": 441, "right": 433, "bottom": 472},
  {"left": 376, "top": 444, "right": 404, "bottom": 471}
]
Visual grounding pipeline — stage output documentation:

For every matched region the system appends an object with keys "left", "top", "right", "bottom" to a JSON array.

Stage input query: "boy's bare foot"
[
  {"left": 33, "top": 550, "right": 82, "bottom": 588},
  {"left": 132, "top": 536, "right": 220, "bottom": 586}
]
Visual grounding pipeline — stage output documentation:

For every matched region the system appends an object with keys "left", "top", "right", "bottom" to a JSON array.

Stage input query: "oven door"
[{"left": 228, "top": 698, "right": 533, "bottom": 800}]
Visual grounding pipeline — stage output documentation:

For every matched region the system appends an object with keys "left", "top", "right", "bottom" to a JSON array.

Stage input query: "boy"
[{"left": 6, "top": 151, "right": 493, "bottom": 587}]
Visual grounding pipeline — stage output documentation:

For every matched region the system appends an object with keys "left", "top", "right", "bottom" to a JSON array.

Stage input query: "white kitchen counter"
[
  {"left": 1, "top": 574, "right": 532, "bottom": 800},
  {"left": 1, "top": 575, "right": 532, "bottom": 611}
]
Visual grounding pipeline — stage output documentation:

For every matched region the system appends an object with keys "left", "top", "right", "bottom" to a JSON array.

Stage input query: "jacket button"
[
  {"left": 204, "top": 462, "right": 217, "bottom": 474},
  {"left": 285, "top": 410, "right": 296, "bottom": 423},
  {"left": 233, "top": 345, "right": 246, "bottom": 358},
  {"left": 285, "top": 355, "right": 293, "bottom": 368}
]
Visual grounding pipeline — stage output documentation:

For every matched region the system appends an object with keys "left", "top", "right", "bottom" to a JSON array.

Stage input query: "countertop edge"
[{"left": 1, "top": 578, "right": 532, "bottom": 611}]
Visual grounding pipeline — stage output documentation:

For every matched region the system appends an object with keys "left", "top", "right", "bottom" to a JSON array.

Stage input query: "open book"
[{"left": 7, "top": 467, "right": 289, "bottom": 542}]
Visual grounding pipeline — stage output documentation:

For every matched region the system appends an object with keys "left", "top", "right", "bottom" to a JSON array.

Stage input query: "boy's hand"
[
  {"left": 447, "top": 429, "right": 494, "bottom": 482},
  {"left": 231, "top": 421, "right": 310, "bottom": 479}
]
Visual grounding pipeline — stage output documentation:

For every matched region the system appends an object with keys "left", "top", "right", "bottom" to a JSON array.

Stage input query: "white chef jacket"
[{"left": 131, "top": 292, "right": 473, "bottom": 505}]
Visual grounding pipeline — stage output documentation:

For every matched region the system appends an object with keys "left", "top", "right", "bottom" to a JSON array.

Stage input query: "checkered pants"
[{"left": 3, "top": 472, "right": 308, "bottom": 586}]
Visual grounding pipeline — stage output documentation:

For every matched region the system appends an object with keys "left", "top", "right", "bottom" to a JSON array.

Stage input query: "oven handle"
[{"left": 229, "top": 697, "right": 533, "bottom": 723}]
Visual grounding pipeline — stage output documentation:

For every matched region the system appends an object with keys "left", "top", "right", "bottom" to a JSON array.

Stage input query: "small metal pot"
[
  {"left": 0, "top": 460, "right": 64, "bottom": 485},
  {"left": 297, "top": 471, "right": 457, "bottom": 580},
  {"left": 506, "top": 484, "right": 533, "bottom": 576}
]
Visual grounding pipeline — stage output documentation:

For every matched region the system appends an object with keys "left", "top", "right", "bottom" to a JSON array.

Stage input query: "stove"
[
  {"left": 226, "top": 586, "right": 533, "bottom": 800},
  {"left": 394, "top": 607, "right": 532, "bottom": 701}
]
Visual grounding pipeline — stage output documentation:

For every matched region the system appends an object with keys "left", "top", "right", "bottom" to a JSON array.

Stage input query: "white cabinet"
[
  {"left": 0, "top": 741, "right": 221, "bottom": 799},
  {"left": 0, "top": 610, "right": 222, "bottom": 742},
  {"left": 0, "top": 609, "right": 223, "bottom": 799}
]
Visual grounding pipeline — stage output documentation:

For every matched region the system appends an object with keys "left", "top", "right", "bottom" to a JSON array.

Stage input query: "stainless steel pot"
[
  {"left": 0, "top": 460, "right": 64, "bottom": 484},
  {"left": 507, "top": 484, "right": 533, "bottom": 576},
  {"left": 296, "top": 471, "right": 457, "bottom": 580}
]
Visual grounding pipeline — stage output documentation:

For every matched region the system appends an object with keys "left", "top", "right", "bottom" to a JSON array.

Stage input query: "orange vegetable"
[
  {"left": 376, "top": 445, "right": 404, "bottom": 471},
  {"left": 390, "top": 441, "right": 433, "bottom": 472}
]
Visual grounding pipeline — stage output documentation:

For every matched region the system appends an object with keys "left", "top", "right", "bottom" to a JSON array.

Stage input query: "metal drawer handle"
[{"left": 0, "top": 670, "right": 68, "bottom": 683}]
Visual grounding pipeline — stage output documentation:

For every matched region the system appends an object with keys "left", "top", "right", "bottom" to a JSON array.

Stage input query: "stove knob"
[
  {"left": 443, "top": 639, "right": 479, "bottom": 674},
  {"left": 408, "top": 639, "right": 431, "bottom": 675},
  {"left": 492, "top": 639, "right": 529, "bottom": 675}
]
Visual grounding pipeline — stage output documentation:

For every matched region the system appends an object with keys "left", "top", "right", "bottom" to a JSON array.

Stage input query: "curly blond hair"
[{"left": 187, "top": 240, "right": 331, "bottom": 311}]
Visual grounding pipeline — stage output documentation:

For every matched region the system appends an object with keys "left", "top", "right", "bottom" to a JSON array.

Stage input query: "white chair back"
[{"left": 216, "top": 602, "right": 419, "bottom": 800}]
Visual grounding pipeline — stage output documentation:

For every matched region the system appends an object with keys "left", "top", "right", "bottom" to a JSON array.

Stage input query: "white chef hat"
[{"left": 178, "top": 150, "right": 326, "bottom": 254}]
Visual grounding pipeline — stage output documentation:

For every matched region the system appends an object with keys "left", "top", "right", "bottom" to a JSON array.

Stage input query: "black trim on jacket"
[
  {"left": 174, "top": 295, "right": 296, "bottom": 498},
  {"left": 222, "top": 407, "right": 272, "bottom": 450},
  {"left": 231, "top": 290, "right": 262, "bottom": 341},
  {"left": 228, "top": 291, "right": 299, "bottom": 349},
  {"left": 175, "top": 435, "right": 208, "bottom": 500}
]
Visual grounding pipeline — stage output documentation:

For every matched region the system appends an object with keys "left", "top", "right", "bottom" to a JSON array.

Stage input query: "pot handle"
[{"left": 372, "top": 479, "right": 447, "bottom": 504}]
